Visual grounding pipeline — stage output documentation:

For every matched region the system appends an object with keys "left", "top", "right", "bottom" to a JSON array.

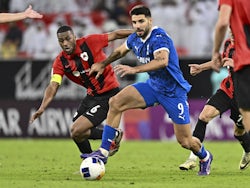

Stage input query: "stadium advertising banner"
[
  {"left": 0, "top": 60, "right": 234, "bottom": 140},
  {"left": 123, "top": 99, "right": 235, "bottom": 141},
  {"left": 0, "top": 100, "right": 77, "bottom": 138},
  {"left": 0, "top": 99, "right": 234, "bottom": 140}
]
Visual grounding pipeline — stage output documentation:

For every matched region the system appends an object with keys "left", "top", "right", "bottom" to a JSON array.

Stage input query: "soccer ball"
[{"left": 79, "top": 157, "right": 105, "bottom": 180}]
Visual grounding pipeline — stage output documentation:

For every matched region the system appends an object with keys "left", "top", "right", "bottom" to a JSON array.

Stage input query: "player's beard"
[{"left": 137, "top": 26, "right": 150, "bottom": 39}]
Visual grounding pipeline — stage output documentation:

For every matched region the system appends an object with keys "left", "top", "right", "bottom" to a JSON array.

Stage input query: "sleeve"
[
  {"left": 219, "top": 0, "right": 233, "bottom": 8},
  {"left": 126, "top": 34, "right": 134, "bottom": 50},
  {"left": 85, "top": 34, "right": 109, "bottom": 49},
  {"left": 50, "top": 56, "right": 64, "bottom": 85},
  {"left": 152, "top": 33, "right": 169, "bottom": 54}
]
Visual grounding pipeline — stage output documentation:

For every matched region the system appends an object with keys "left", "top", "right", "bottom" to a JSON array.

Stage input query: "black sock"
[
  {"left": 192, "top": 119, "right": 208, "bottom": 142},
  {"left": 89, "top": 125, "right": 103, "bottom": 140},
  {"left": 74, "top": 139, "right": 92, "bottom": 154},
  {"left": 234, "top": 132, "right": 250, "bottom": 152}
]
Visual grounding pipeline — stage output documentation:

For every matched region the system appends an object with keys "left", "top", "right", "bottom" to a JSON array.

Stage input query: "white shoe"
[
  {"left": 239, "top": 152, "right": 250, "bottom": 170},
  {"left": 179, "top": 158, "right": 197, "bottom": 171}
]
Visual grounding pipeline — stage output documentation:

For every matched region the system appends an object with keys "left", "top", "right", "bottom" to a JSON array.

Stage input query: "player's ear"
[{"left": 148, "top": 18, "right": 152, "bottom": 25}]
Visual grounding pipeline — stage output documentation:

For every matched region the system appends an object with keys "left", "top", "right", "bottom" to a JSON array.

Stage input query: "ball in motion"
[{"left": 79, "top": 157, "right": 105, "bottom": 180}]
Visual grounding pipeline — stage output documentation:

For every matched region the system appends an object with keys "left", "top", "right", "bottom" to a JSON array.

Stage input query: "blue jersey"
[{"left": 126, "top": 26, "right": 191, "bottom": 97}]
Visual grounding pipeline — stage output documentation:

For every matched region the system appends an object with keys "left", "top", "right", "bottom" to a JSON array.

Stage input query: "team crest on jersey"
[
  {"left": 73, "top": 71, "right": 80, "bottom": 77},
  {"left": 80, "top": 52, "right": 88, "bottom": 61}
]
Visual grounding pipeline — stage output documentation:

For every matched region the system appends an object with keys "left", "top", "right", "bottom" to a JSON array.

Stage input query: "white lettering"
[
  {"left": 0, "top": 109, "right": 22, "bottom": 136},
  {"left": 28, "top": 108, "right": 74, "bottom": 136}
]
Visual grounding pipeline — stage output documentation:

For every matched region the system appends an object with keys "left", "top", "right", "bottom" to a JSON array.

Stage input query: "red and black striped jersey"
[
  {"left": 220, "top": 38, "right": 235, "bottom": 98},
  {"left": 52, "top": 33, "right": 119, "bottom": 96}
]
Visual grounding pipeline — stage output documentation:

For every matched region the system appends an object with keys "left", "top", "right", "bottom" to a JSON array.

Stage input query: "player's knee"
[
  {"left": 199, "top": 113, "right": 212, "bottom": 122},
  {"left": 178, "top": 140, "right": 191, "bottom": 149},
  {"left": 71, "top": 126, "right": 86, "bottom": 141},
  {"left": 109, "top": 95, "right": 122, "bottom": 112}
]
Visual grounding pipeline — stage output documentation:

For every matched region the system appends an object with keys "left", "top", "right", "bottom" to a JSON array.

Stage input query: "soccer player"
[
  {"left": 179, "top": 35, "right": 250, "bottom": 171},
  {"left": 29, "top": 25, "right": 133, "bottom": 156},
  {"left": 212, "top": 1, "right": 250, "bottom": 138},
  {"left": 84, "top": 5, "right": 213, "bottom": 176},
  {"left": 0, "top": 5, "right": 43, "bottom": 23}
]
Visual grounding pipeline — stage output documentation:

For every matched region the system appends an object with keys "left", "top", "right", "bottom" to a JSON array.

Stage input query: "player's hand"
[
  {"left": 29, "top": 109, "right": 44, "bottom": 124},
  {"left": 24, "top": 5, "right": 43, "bottom": 19},
  {"left": 211, "top": 52, "right": 222, "bottom": 72},
  {"left": 188, "top": 64, "right": 202, "bottom": 76},
  {"left": 222, "top": 57, "right": 234, "bottom": 68},
  {"left": 89, "top": 63, "right": 105, "bottom": 79},
  {"left": 114, "top": 64, "right": 136, "bottom": 77}
]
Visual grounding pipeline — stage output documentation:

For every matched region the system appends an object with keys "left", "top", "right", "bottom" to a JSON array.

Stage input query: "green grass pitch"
[{"left": 0, "top": 139, "right": 250, "bottom": 188}]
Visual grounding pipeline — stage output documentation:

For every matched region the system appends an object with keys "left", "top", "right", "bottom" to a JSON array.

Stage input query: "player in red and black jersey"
[
  {"left": 179, "top": 33, "right": 250, "bottom": 171},
  {"left": 30, "top": 25, "right": 133, "bottom": 156}
]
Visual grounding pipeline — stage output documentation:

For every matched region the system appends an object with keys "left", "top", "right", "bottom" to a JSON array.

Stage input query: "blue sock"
[
  {"left": 100, "top": 125, "right": 117, "bottom": 151},
  {"left": 195, "top": 145, "right": 207, "bottom": 160}
]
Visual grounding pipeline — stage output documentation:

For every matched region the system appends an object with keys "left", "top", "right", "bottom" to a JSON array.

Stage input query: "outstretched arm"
[
  {"left": 189, "top": 60, "right": 221, "bottom": 76},
  {"left": 107, "top": 29, "right": 134, "bottom": 41},
  {"left": 89, "top": 42, "right": 130, "bottom": 79},
  {"left": 29, "top": 81, "right": 59, "bottom": 124},
  {"left": 212, "top": 4, "right": 231, "bottom": 66},
  {"left": 0, "top": 5, "right": 43, "bottom": 23}
]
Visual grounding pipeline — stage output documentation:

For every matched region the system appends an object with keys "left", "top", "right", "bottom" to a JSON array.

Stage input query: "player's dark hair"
[
  {"left": 57, "top": 25, "right": 73, "bottom": 34},
  {"left": 129, "top": 5, "right": 151, "bottom": 17}
]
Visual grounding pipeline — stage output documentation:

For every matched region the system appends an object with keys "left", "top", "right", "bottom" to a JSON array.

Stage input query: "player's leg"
[
  {"left": 231, "top": 104, "right": 250, "bottom": 170},
  {"left": 180, "top": 90, "right": 227, "bottom": 170},
  {"left": 71, "top": 115, "right": 96, "bottom": 154},
  {"left": 234, "top": 66, "right": 250, "bottom": 133},
  {"left": 174, "top": 123, "right": 213, "bottom": 175},
  {"left": 179, "top": 104, "right": 220, "bottom": 170},
  {"left": 162, "top": 94, "right": 212, "bottom": 175},
  {"left": 81, "top": 82, "right": 156, "bottom": 163},
  {"left": 234, "top": 124, "right": 250, "bottom": 170},
  {"left": 71, "top": 93, "right": 115, "bottom": 155}
]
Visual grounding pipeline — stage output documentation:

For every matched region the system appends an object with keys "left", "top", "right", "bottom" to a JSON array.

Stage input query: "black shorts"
[
  {"left": 206, "top": 89, "right": 240, "bottom": 124},
  {"left": 72, "top": 88, "right": 120, "bottom": 127},
  {"left": 234, "top": 65, "right": 250, "bottom": 109}
]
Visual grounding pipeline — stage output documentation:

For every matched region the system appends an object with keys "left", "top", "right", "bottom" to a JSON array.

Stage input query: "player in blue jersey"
[{"left": 83, "top": 5, "right": 213, "bottom": 176}]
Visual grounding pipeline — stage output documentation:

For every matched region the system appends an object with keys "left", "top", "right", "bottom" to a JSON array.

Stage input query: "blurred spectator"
[
  {"left": 20, "top": 19, "right": 36, "bottom": 58},
  {"left": 183, "top": 0, "right": 217, "bottom": 57},
  {"left": 0, "top": 38, "right": 18, "bottom": 59},
  {"left": 75, "top": 0, "right": 96, "bottom": 13},
  {"left": 111, "top": 0, "right": 130, "bottom": 26},
  {"left": 20, "top": 20, "right": 47, "bottom": 59},
  {"left": 151, "top": 0, "right": 184, "bottom": 52},
  {"left": 71, "top": 14, "right": 101, "bottom": 37},
  {"left": 127, "top": 0, "right": 147, "bottom": 13},
  {"left": 0, "top": 0, "right": 10, "bottom": 12},
  {"left": 4, "top": 22, "right": 23, "bottom": 49},
  {"left": 45, "top": 0, "right": 79, "bottom": 13},
  {"left": 9, "top": 0, "right": 31, "bottom": 12},
  {"left": 44, "top": 16, "right": 66, "bottom": 59}
]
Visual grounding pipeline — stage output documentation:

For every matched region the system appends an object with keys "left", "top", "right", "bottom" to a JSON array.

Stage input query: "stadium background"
[{"left": 0, "top": 0, "right": 233, "bottom": 141}]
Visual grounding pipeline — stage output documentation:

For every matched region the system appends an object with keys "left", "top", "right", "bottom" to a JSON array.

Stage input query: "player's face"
[
  {"left": 57, "top": 30, "right": 76, "bottom": 55},
  {"left": 131, "top": 14, "right": 152, "bottom": 39}
]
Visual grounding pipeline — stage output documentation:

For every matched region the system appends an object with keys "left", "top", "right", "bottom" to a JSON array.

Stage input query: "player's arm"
[
  {"left": 188, "top": 61, "right": 213, "bottom": 76},
  {"left": 29, "top": 80, "right": 60, "bottom": 124},
  {"left": 107, "top": 29, "right": 134, "bottom": 41},
  {"left": 114, "top": 49, "right": 168, "bottom": 77},
  {"left": 89, "top": 42, "right": 130, "bottom": 79},
  {"left": 212, "top": 4, "right": 231, "bottom": 66},
  {"left": 188, "top": 60, "right": 221, "bottom": 76},
  {"left": 0, "top": 5, "right": 43, "bottom": 23}
]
